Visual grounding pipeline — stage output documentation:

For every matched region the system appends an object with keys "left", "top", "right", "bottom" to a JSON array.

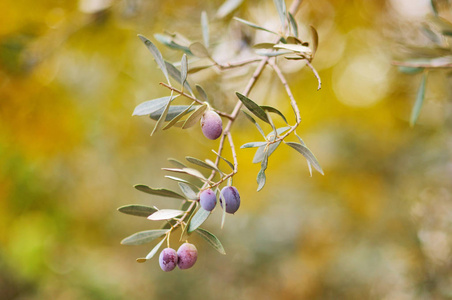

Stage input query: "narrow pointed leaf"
[
  {"left": 188, "top": 208, "right": 211, "bottom": 233},
  {"left": 180, "top": 54, "right": 188, "bottom": 88},
  {"left": 253, "top": 43, "right": 276, "bottom": 49},
  {"left": 162, "top": 168, "right": 207, "bottom": 181},
  {"left": 117, "top": 204, "right": 157, "bottom": 217},
  {"left": 201, "top": 11, "right": 209, "bottom": 48},
  {"left": 233, "top": 17, "right": 278, "bottom": 35},
  {"left": 410, "top": 72, "right": 428, "bottom": 126},
  {"left": 266, "top": 126, "right": 291, "bottom": 140},
  {"left": 163, "top": 104, "right": 196, "bottom": 130},
  {"left": 195, "top": 228, "right": 226, "bottom": 255},
  {"left": 168, "top": 158, "right": 187, "bottom": 168},
  {"left": 310, "top": 26, "right": 319, "bottom": 58},
  {"left": 253, "top": 141, "right": 281, "bottom": 163},
  {"left": 132, "top": 96, "right": 177, "bottom": 116},
  {"left": 134, "top": 184, "right": 185, "bottom": 199},
  {"left": 241, "top": 141, "right": 267, "bottom": 149},
  {"left": 147, "top": 209, "right": 185, "bottom": 221},
  {"left": 121, "top": 229, "right": 168, "bottom": 245},
  {"left": 274, "top": 44, "right": 312, "bottom": 55},
  {"left": 236, "top": 92, "right": 269, "bottom": 123},
  {"left": 186, "top": 156, "right": 219, "bottom": 172},
  {"left": 165, "top": 176, "right": 200, "bottom": 188},
  {"left": 182, "top": 103, "right": 208, "bottom": 129},
  {"left": 188, "top": 64, "right": 214, "bottom": 73},
  {"left": 165, "top": 61, "right": 193, "bottom": 95},
  {"left": 212, "top": 150, "right": 234, "bottom": 171},
  {"left": 196, "top": 84, "right": 209, "bottom": 102},
  {"left": 273, "top": 0, "right": 287, "bottom": 29},
  {"left": 138, "top": 34, "right": 169, "bottom": 83},
  {"left": 242, "top": 111, "right": 266, "bottom": 138},
  {"left": 178, "top": 182, "right": 198, "bottom": 200},
  {"left": 261, "top": 106, "right": 289, "bottom": 125},
  {"left": 286, "top": 142, "right": 324, "bottom": 175},
  {"left": 145, "top": 238, "right": 166, "bottom": 259},
  {"left": 288, "top": 12, "right": 298, "bottom": 37},
  {"left": 154, "top": 33, "right": 192, "bottom": 54},
  {"left": 257, "top": 151, "right": 268, "bottom": 191},
  {"left": 189, "top": 42, "right": 210, "bottom": 58},
  {"left": 151, "top": 94, "right": 173, "bottom": 135},
  {"left": 216, "top": 0, "right": 244, "bottom": 19}
]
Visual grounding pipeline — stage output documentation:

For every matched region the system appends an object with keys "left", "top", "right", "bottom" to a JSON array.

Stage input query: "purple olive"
[
  {"left": 220, "top": 186, "right": 240, "bottom": 214},
  {"left": 159, "top": 248, "right": 178, "bottom": 272},
  {"left": 177, "top": 243, "right": 198, "bottom": 270},
  {"left": 200, "top": 110, "right": 223, "bottom": 140},
  {"left": 199, "top": 189, "right": 217, "bottom": 211}
]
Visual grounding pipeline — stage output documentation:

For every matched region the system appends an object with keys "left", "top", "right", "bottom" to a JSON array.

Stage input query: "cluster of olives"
[
  {"left": 199, "top": 186, "right": 240, "bottom": 214},
  {"left": 200, "top": 110, "right": 223, "bottom": 140},
  {"left": 159, "top": 243, "right": 198, "bottom": 272}
]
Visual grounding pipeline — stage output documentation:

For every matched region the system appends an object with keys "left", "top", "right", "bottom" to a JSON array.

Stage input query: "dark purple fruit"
[
  {"left": 200, "top": 110, "right": 223, "bottom": 140},
  {"left": 177, "top": 243, "right": 198, "bottom": 270},
  {"left": 159, "top": 248, "right": 178, "bottom": 272},
  {"left": 199, "top": 189, "right": 217, "bottom": 211},
  {"left": 220, "top": 186, "right": 240, "bottom": 214}
]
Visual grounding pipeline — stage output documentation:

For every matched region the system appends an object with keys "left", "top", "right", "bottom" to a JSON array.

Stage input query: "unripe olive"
[
  {"left": 200, "top": 110, "right": 223, "bottom": 140},
  {"left": 177, "top": 243, "right": 198, "bottom": 270},
  {"left": 159, "top": 248, "right": 178, "bottom": 272},
  {"left": 199, "top": 189, "right": 217, "bottom": 211},
  {"left": 220, "top": 186, "right": 240, "bottom": 214}
]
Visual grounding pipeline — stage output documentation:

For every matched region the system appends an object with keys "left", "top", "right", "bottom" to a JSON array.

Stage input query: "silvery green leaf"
[
  {"left": 120, "top": 229, "right": 168, "bottom": 245},
  {"left": 233, "top": 17, "right": 278, "bottom": 35},
  {"left": 165, "top": 61, "right": 193, "bottom": 95},
  {"left": 236, "top": 92, "right": 269, "bottom": 123},
  {"left": 398, "top": 66, "right": 424, "bottom": 74},
  {"left": 117, "top": 204, "right": 157, "bottom": 217},
  {"left": 201, "top": 11, "right": 209, "bottom": 48},
  {"left": 273, "top": 0, "right": 287, "bottom": 30},
  {"left": 162, "top": 168, "right": 207, "bottom": 181},
  {"left": 261, "top": 105, "right": 289, "bottom": 125},
  {"left": 212, "top": 150, "right": 234, "bottom": 171},
  {"left": 178, "top": 182, "right": 198, "bottom": 200},
  {"left": 180, "top": 54, "right": 188, "bottom": 87},
  {"left": 147, "top": 209, "right": 185, "bottom": 221},
  {"left": 163, "top": 104, "right": 197, "bottom": 130},
  {"left": 132, "top": 96, "right": 177, "bottom": 116},
  {"left": 253, "top": 43, "right": 276, "bottom": 49},
  {"left": 168, "top": 158, "right": 187, "bottom": 168},
  {"left": 242, "top": 111, "right": 266, "bottom": 138},
  {"left": 138, "top": 34, "right": 169, "bottom": 83},
  {"left": 256, "top": 151, "right": 268, "bottom": 191},
  {"left": 154, "top": 33, "right": 192, "bottom": 54},
  {"left": 195, "top": 228, "right": 226, "bottom": 255},
  {"left": 188, "top": 208, "right": 210, "bottom": 233},
  {"left": 274, "top": 44, "right": 312, "bottom": 55},
  {"left": 410, "top": 72, "right": 428, "bottom": 126},
  {"left": 189, "top": 42, "right": 210, "bottom": 58},
  {"left": 285, "top": 142, "right": 324, "bottom": 175},
  {"left": 134, "top": 184, "right": 185, "bottom": 199},
  {"left": 182, "top": 103, "right": 208, "bottom": 129},
  {"left": 288, "top": 12, "right": 298, "bottom": 37},
  {"left": 310, "top": 26, "right": 319, "bottom": 58},
  {"left": 241, "top": 141, "right": 267, "bottom": 149},
  {"left": 255, "top": 49, "right": 292, "bottom": 57},
  {"left": 188, "top": 65, "right": 214, "bottom": 74},
  {"left": 216, "top": 0, "right": 244, "bottom": 19},
  {"left": 253, "top": 141, "right": 281, "bottom": 164},
  {"left": 151, "top": 94, "right": 173, "bottom": 136},
  {"left": 196, "top": 84, "right": 209, "bottom": 102},
  {"left": 186, "top": 156, "right": 219, "bottom": 172},
  {"left": 149, "top": 104, "right": 195, "bottom": 121},
  {"left": 145, "top": 238, "right": 166, "bottom": 259},
  {"left": 266, "top": 126, "right": 291, "bottom": 140},
  {"left": 165, "top": 175, "right": 200, "bottom": 188}
]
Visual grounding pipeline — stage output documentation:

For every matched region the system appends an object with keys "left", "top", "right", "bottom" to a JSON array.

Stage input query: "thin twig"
[
  {"left": 306, "top": 60, "right": 322, "bottom": 90},
  {"left": 160, "top": 82, "right": 233, "bottom": 120}
]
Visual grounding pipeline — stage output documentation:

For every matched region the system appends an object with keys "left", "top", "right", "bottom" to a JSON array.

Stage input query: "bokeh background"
[{"left": 1, "top": 0, "right": 451, "bottom": 299}]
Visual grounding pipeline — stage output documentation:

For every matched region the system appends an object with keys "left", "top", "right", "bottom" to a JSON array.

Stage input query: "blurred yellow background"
[{"left": 1, "top": 0, "right": 451, "bottom": 299}]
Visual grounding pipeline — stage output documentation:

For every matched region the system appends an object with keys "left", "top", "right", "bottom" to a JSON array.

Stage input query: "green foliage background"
[{"left": 1, "top": 0, "right": 451, "bottom": 299}]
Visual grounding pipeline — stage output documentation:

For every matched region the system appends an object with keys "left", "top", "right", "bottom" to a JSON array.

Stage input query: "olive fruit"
[
  {"left": 177, "top": 243, "right": 198, "bottom": 270},
  {"left": 199, "top": 189, "right": 217, "bottom": 211},
  {"left": 220, "top": 186, "right": 240, "bottom": 214},
  {"left": 200, "top": 110, "right": 223, "bottom": 140},
  {"left": 159, "top": 248, "right": 178, "bottom": 272}
]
